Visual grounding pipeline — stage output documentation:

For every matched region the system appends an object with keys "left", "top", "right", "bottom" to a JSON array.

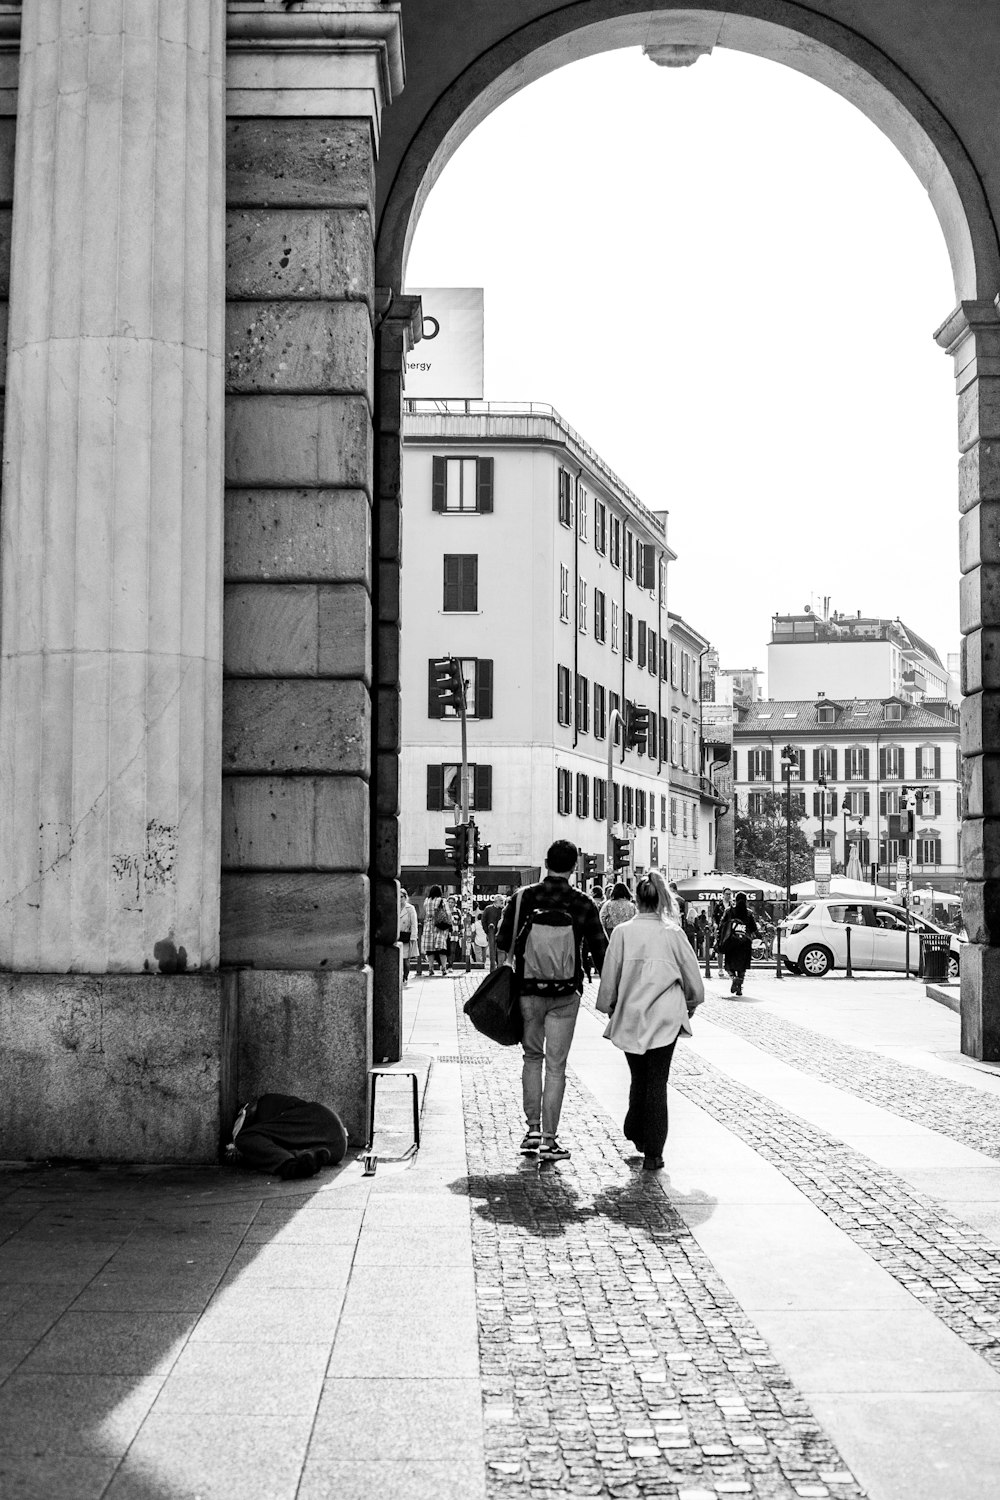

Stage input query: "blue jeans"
[{"left": 520, "top": 992, "right": 580, "bottom": 1139}]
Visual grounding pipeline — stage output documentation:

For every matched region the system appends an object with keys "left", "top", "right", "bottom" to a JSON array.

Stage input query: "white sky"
[{"left": 404, "top": 47, "right": 960, "bottom": 684}]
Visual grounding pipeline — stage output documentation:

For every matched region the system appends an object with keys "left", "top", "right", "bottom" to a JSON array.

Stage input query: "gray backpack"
[{"left": 515, "top": 902, "right": 579, "bottom": 997}]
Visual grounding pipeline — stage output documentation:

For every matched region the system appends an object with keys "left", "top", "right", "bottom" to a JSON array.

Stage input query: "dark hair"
[
  {"left": 546, "top": 839, "right": 578, "bottom": 874},
  {"left": 733, "top": 891, "right": 748, "bottom": 912},
  {"left": 635, "top": 877, "right": 659, "bottom": 912},
  {"left": 611, "top": 882, "right": 631, "bottom": 901},
  {"left": 427, "top": 884, "right": 442, "bottom": 900},
  {"left": 591, "top": 886, "right": 605, "bottom": 902}
]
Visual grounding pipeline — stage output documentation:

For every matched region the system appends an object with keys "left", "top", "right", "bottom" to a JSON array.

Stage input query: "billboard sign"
[{"left": 405, "top": 287, "right": 484, "bottom": 398}]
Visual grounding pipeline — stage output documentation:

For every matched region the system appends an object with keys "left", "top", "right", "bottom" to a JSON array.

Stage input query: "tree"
[{"left": 734, "top": 790, "right": 813, "bottom": 889}]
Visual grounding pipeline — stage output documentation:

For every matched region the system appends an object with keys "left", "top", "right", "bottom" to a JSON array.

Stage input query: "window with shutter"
[
  {"left": 594, "top": 684, "right": 606, "bottom": 740},
  {"left": 624, "top": 613, "right": 634, "bottom": 660},
  {"left": 610, "top": 601, "right": 619, "bottom": 652},
  {"left": 432, "top": 455, "right": 446, "bottom": 511},
  {"left": 558, "top": 469, "right": 572, "bottom": 527},
  {"left": 578, "top": 577, "right": 587, "bottom": 633},
  {"left": 594, "top": 590, "right": 606, "bottom": 643},
  {"left": 610, "top": 691, "right": 621, "bottom": 746},
  {"left": 613, "top": 783, "right": 620, "bottom": 822},
  {"left": 934, "top": 747, "right": 941, "bottom": 779},
  {"left": 575, "top": 673, "right": 589, "bottom": 733},
  {"left": 644, "top": 627, "right": 655, "bottom": 675},
  {"left": 474, "top": 765, "right": 493, "bottom": 810},
  {"left": 731, "top": 750, "right": 738, "bottom": 781},
  {"left": 610, "top": 515, "right": 620, "bottom": 567},
  {"left": 426, "top": 764, "right": 444, "bottom": 810},
  {"left": 443, "top": 554, "right": 477, "bottom": 611},
  {"left": 559, "top": 564, "right": 570, "bottom": 622},
  {"left": 476, "top": 457, "right": 494, "bottom": 512},
  {"left": 557, "top": 665, "right": 571, "bottom": 726},
  {"left": 639, "top": 544, "right": 656, "bottom": 591},
  {"left": 475, "top": 660, "right": 493, "bottom": 719},
  {"left": 624, "top": 529, "right": 634, "bottom": 579},
  {"left": 637, "top": 621, "right": 646, "bottom": 668}
]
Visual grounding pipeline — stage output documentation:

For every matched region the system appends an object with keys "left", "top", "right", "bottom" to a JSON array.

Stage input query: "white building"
[
  {"left": 400, "top": 400, "right": 691, "bottom": 893},
  {"left": 768, "top": 609, "right": 955, "bottom": 704},
  {"left": 665, "top": 613, "right": 718, "bottom": 878}
]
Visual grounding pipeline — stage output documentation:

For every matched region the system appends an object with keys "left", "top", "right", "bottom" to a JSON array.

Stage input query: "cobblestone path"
[
  {"left": 573, "top": 985, "right": 1000, "bottom": 1378},
  {"left": 697, "top": 993, "right": 1000, "bottom": 1160},
  {"left": 454, "top": 978, "right": 865, "bottom": 1500}
]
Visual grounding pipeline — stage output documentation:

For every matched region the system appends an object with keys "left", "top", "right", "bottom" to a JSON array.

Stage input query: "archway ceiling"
[{"left": 375, "top": 0, "right": 1000, "bottom": 300}]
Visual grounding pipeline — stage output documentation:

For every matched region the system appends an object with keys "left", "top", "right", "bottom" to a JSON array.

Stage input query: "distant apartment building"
[
  {"left": 400, "top": 399, "right": 705, "bottom": 891},
  {"left": 665, "top": 613, "right": 719, "bottom": 878},
  {"left": 732, "top": 695, "right": 962, "bottom": 888},
  {"left": 768, "top": 608, "right": 955, "bottom": 703}
]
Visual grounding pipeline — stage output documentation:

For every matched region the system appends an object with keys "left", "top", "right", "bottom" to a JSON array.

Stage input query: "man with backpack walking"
[{"left": 496, "top": 839, "right": 608, "bottom": 1161}]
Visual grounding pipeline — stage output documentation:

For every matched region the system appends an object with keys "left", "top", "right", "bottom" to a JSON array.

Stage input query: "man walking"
[{"left": 496, "top": 839, "right": 608, "bottom": 1161}]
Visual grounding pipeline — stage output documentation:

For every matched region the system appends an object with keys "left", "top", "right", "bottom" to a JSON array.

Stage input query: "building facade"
[
  {"left": 400, "top": 401, "right": 685, "bottom": 889},
  {"left": 664, "top": 613, "right": 716, "bottom": 879},
  {"left": 768, "top": 611, "right": 955, "bottom": 704},
  {"left": 733, "top": 696, "right": 962, "bottom": 889}
]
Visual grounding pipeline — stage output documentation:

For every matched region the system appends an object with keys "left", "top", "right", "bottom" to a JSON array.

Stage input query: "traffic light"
[
  {"left": 625, "top": 703, "right": 651, "bottom": 752},
  {"left": 582, "top": 852, "right": 603, "bottom": 882},
  {"left": 467, "top": 819, "right": 490, "bottom": 867},
  {"left": 612, "top": 836, "right": 630, "bottom": 870},
  {"left": 431, "top": 655, "right": 465, "bottom": 713},
  {"left": 444, "top": 822, "right": 469, "bottom": 869}
]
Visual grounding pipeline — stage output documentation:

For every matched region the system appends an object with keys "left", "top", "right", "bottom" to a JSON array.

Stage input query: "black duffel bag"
[{"left": 463, "top": 962, "right": 523, "bottom": 1046}]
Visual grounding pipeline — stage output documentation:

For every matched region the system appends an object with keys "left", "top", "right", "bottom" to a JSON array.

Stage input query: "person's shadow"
[{"left": 449, "top": 1166, "right": 718, "bottom": 1239}]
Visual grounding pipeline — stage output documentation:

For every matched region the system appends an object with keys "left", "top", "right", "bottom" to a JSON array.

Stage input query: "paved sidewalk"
[{"left": 2, "top": 969, "right": 1000, "bottom": 1498}]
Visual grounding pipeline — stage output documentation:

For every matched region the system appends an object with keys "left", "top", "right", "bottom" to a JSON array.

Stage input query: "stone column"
[
  {"left": 0, "top": 1, "right": 226, "bottom": 974},
  {"left": 374, "top": 292, "right": 422, "bottom": 1061},
  {"left": 937, "top": 298, "right": 1000, "bottom": 1059},
  {"left": 224, "top": 3, "right": 404, "bottom": 1135}
]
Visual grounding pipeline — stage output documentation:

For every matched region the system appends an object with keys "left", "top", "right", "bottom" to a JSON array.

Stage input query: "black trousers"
[
  {"left": 623, "top": 1042, "right": 678, "bottom": 1158},
  {"left": 236, "top": 1094, "right": 348, "bottom": 1176}
]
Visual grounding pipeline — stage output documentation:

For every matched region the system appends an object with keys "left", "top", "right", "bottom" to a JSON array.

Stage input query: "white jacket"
[{"left": 595, "top": 914, "right": 705, "bottom": 1053}]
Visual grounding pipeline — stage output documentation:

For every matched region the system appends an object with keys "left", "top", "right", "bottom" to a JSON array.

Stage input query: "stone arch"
[
  {"left": 375, "top": 4, "right": 999, "bottom": 302},
  {"left": 372, "top": 3, "right": 1000, "bottom": 1060}
]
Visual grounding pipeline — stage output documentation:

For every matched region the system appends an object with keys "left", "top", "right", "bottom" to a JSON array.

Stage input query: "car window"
[
  {"left": 788, "top": 904, "right": 813, "bottom": 920},
  {"left": 873, "top": 907, "right": 907, "bottom": 931},
  {"left": 827, "top": 904, "right": 865, "bottom": 925}
]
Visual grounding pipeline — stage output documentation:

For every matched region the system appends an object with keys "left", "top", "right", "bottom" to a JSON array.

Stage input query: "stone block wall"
[{"left": 223, "top": 117, "right": 377, "bottom": 1130}]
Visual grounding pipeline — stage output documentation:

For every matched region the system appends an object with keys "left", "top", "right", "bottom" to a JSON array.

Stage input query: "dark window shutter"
[
  {"left": 861, "top": 749, "right": 870, "bottom": 780},
  {"left": 427, "top": 764, "right": 444, "bottom": 810},
  {"left": 813, "top": 792, "right": 820, "bottom": 817},
  {"left": 432, "top": 456, "right": 446, "bottom": 511},
  {"left": 898, "top": 747, "right": 905, "bottom": 780},
  {"left": 464, "top": 555, "right": 478, "bottom": 611},
  {"left": 764, "top": 750, "right": 772, "bottom": 781},
  {"left": 637, "top": 621, "right": 646, "bottom": 668},
  {"left": 864, "top": 792, "right": 871, "bottom": 816},
  {"left": 813, "top": 748, "right": 821, "bottom": 781},
  {"left": 830, "top": 748, "right": 837, "bottom": 780},
  {"left": 934, "top": 789, "right": 941, "bottom": 816},
  {"left": 474, "top": 764, "right": 492, "bottom": 811},
  {"left": 428, "top": 659, "right": 444, "bottom": 719},
  {"left": 935, "top": 837, "right": 942, "bottom": 864},
  {"left": 879, "top": 790, "right": 887, "bottom": 816},
  {"left": 934, "top": 747, "right": 941, "bottom": 778},
  {"left": 443, "top": 554, "right": 460, "bottom": 611},
  {"left": 476, "top": 659, "right": 493, "bottom": 718},
  {"left": 732, "top": 750, "right": 738, "bottom": 781},
  {"left": 878, "top": 747, "right": 886, "bottom": 779},
  {"left": 477, "top": 457, "right": 494, "bottom": 513}
]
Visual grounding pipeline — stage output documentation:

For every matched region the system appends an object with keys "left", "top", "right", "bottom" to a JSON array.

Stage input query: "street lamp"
[
  {"left": 780, "top": 744, "right": 797, "bottom": 909},
  {"left": 817, "top": 772, "right": 828, "bottom": 849}
]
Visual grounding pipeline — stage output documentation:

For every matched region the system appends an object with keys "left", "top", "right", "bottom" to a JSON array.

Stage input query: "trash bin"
[{"left": 920, "top": 933, "right": 951, "bottom": 982}]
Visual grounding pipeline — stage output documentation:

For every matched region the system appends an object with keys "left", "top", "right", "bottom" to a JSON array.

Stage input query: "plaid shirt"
[{"left": 496, "top": 875, "right": 608, "bottom": 994}]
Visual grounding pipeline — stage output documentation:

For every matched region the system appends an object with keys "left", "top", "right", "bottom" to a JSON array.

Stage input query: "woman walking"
[
  {"left": 421, "top": 885, "right": 453, "bottom": 976},
  {"left": 717, "top": 892, "right": 759, "bottom": 997},
  {"left": 596, "top": 876, "right": 705, "bottom": 1170},
  {"left": 398, "top": 887, "right": 420, "bottom": 986},
  {"left": 600, "top": 882, "right": 637, "bottom": 937}
]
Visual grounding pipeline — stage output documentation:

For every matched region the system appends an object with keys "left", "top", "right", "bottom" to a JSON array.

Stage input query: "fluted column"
[{"left": 0, "top": 2, "right": 226, "bottom": 972}]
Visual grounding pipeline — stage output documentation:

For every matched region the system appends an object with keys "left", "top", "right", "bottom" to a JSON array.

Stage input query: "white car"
[{"left": 774, "top": 898, "right": 962, "bottom": 979}]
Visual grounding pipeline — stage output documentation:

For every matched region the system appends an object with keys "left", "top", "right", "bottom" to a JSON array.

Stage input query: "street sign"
[{"left": 814, "top": 847, "right": 832, "bottom": 896}]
